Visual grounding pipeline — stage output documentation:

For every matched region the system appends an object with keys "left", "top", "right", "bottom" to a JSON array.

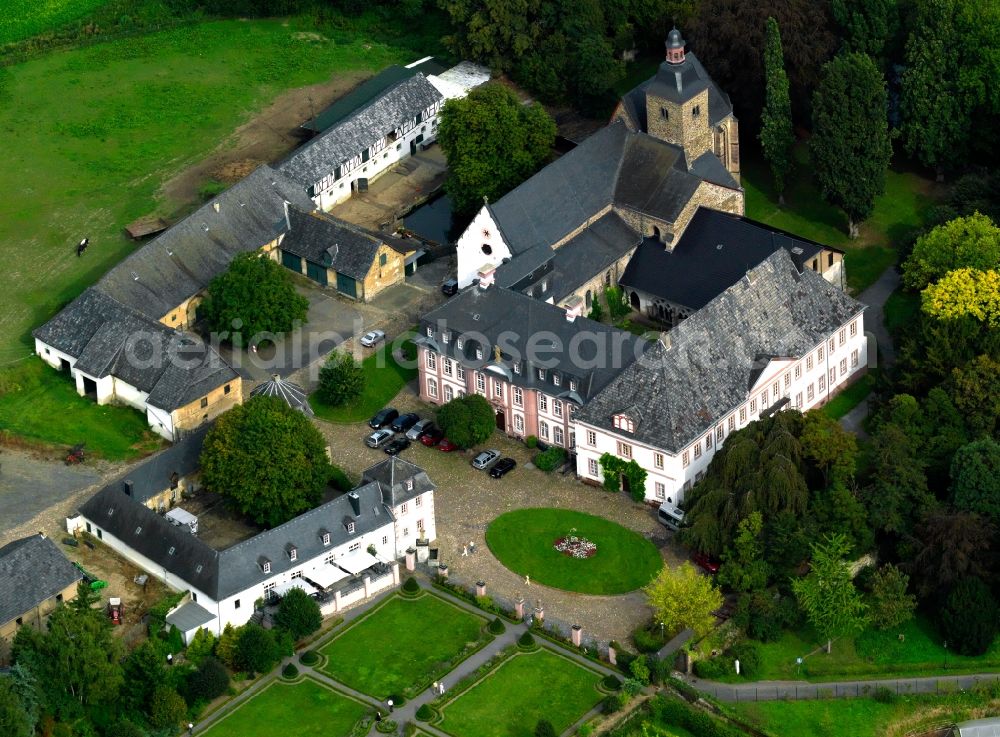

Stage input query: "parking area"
[{"left": 314, "top": 387, "right": 686, "bottom": 645}]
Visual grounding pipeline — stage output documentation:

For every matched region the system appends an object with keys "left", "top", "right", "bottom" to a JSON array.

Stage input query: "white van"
[{"left": 657, "top": 504, "right": 685, "bottom": 532}]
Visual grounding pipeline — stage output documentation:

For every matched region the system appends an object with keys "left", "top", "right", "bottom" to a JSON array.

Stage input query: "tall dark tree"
[
  {"left": 317, "top": 351, "right": 365, "bottom": 408},
  {"left": 201, "top": 396, "right": 332, "bottom": 527},
  {"left": 831, "top": 0, "right": 898, "bottom": 58},
  {"left": 436, "top": 393, "right": 496, "bottom": 448},
  {"left": 907, "top": 511, "right": 995, "bottom": 598},
  {"left": 688, "top": 0, "right": 838, "bottom": 126},
  {"left": 122, "top": 641, "right": 166, "bottom": 713},
  {"left": 273, "top": 587, "right": 322, "bottom": 641},
  {"left": 938, "top": 577, "right": 999, "bottom": 655},
  {"left": 861, "top": 423, "right": 934, "bottom": 536},
  {"left": 438, "top": 84, "right": 556, "bottom": 214},
  {"left": 950, "top": 438, "right": 1000, "bottom": 522},
  {"left": 0, "top": 677, "right": 32, "bottom": 737},
  {"left": 809, "top": 52, "right": 892, "bottom": 237},
  {"left": 201, "top": 253, "right": 308, "bottom": 342},
  {"left": 234, "top": 624, "right": 284, "bottom": 676},
  {"left": 900, "top": 0, "right": 1000, "bottom": 178},
  {"left": 759, "top": 17, "right": 795, "bottom": 203}
]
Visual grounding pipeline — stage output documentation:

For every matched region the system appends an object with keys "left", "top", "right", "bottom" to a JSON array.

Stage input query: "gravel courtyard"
[{"left": 315, "top": 385, "right": 686, "bottom": 645}]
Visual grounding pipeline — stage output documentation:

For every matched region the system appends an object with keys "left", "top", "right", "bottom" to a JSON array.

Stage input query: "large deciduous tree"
[
  {"left": 950, "top": 438, "right": 1000, "bottom": 523},
  {"left": 274, "top": 587, "right": 322, "bottom": 641},
  {"left": 438, "top": 84, "right": 556, "bottom": 214},
  {"left": 809, "top": 52, "right": 892, "bottom": 238},
  {"left": 831, "top": 0, "right": 898, "bottom": 58},
  {"left": 644, "top": 562, "right": 723, "bottom": 639},
  {"left": 317, "top": 351, "right": 365, "bottom": 407},
  {"left": 791, "top": 533, "right": 868, "bottom": 653},
  {"left": 867, "top": 564, "right": 916, "bottom": 630},
  {"left": 0, "top": 678, "right": 32, "bottom": 737},
  {"left": 201, "top": 253, "right": 308, "bottom": 342},
  {"left": 436, "top": 393, "right": 496, "bottom": 448},
  {"left": 902, "top": 213, "right": 1000, "bottom": 291},
  {"left": 759, "top": 17, "right": 795, "bottom": 203},
  {"left": 201, "top": 396, "right": 332, "bottom": 527},
  {"left": 860, "top": 423, "right": 934, "bottom": 536},
  {"left": 717, "top": 512, "right": 771, "bottom": 593}
]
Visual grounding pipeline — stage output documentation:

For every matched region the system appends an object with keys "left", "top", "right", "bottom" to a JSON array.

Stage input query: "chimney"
[
  {"left": 283, "top": 200, "right": 292, "bottom": 231},
  {"left": 348, "top": 491, "right": 361, "bottom": 517},
  {"left": 122, "top": 479, "right": 134, "bottom": 497},
  {"left": 477, "top": 264, "right": 496, "bottom": 290},
  {"left": 561, "top": 295, "right": 584, "bottom": 322}
]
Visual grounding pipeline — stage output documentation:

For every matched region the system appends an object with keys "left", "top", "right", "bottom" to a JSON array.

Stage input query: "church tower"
[{"left": 644, "top": 29, "right": 713, "bottom": 162}]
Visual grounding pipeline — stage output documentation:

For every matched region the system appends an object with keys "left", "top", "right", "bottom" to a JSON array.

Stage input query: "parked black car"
[
  {"left": 441, "top": 278, "right": 458, "bottom": 297},
  {"left": 390, "top": 412, "right": 420, "bottom": 433},
  {"left": 384, "top": 437, "right": 411, "bottom": 456},
  {"left": 489, "top": 458, "right": 517, "bottom": 478},
  {"left": 369, "top": 407, "right": 399, "bottom": 429}
]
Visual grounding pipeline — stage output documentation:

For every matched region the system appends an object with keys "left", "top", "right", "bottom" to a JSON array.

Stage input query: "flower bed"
[{"left": 553, "top": 534, "right": 597, "bottom": 559}]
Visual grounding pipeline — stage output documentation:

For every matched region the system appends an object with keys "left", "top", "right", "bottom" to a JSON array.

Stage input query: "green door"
[
  {"left": 281, "top": 251, "right": 302, "bottom": 273},
  {"left": 336, "top": 272, "right": 357, "bottom": 298},
  {"left": 306, "top": 260, "right": 328, "bottom": 286}
]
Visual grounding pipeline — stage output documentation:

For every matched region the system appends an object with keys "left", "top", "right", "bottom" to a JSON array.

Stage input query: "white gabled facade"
[
  {"left": 388, "top": 487, "right": 437, "bottom": 553},
  {"left": 573, "top": 314, "right": 868, "bottom": 512},
  {"left": 455, "top": 206, "right": 514, "bottom": 288}
]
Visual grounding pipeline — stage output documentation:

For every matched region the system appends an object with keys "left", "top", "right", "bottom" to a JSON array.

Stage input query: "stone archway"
[{"left": 495, "top": 407, "right": 506, "bottom": 431}]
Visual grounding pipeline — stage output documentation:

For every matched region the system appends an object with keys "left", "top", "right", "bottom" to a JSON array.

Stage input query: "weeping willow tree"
[{"left": 682, "top": 411, "right": 812, "bottom": 556}]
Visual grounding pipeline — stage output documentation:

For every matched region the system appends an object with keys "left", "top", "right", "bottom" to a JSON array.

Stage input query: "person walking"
[
  {"left": 525, "top": 574, "right": 530, "bottom": 586},
  {"left": 461, "top": 545, "right": 468, "bottom": 557}
]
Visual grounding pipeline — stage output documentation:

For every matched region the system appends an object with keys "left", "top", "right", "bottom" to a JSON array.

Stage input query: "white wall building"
[{"left": 573, "top": 250, "right": 868, "bottom": 511}]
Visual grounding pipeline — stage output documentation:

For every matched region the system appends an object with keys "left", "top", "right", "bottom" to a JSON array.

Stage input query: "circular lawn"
[{"left": 485, "top": 508, "right": 663, "bottom": 595}]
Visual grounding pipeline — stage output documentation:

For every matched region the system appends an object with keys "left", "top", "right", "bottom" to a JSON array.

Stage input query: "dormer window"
[
  {"left": 405, "top": 479, "right": 414, "bottom": 491},
  {"left": 553, "top": 373, "right": 561, "bottom": 387},
  {"left": 513, "top": 362, "right": 521, "bottom": 374},
  {"left": 569, "top": 379, "right": 577, "bottom": 391},
  {"left": 613, "top": 413, "right": 635, "bottom": 433},
  {"left": 457, "top": 338, "right": 464, "bottom": 349},
  {"left": 261, "top": 558, "right": 272, "bottom": 574},
  {"left": 288, "top": 546, "right": 298, "bottom": 562},
  {"left": 321, "top": 532, "right": 331, "bottom": 546},
  {"left": 426, "top": 326, "right": 433, "bottom": 337},
  {"left": 538, "top": 369, "right": 546, "bottom": 381},
  {"left": 443, "top": 331, "right": 450, "bottom": 344},
  {"left": 168, "top": 546, "right": 176, "bottom": 556},
  {"left": 347, "top": 522, "right": 355, "bottom": 534}
]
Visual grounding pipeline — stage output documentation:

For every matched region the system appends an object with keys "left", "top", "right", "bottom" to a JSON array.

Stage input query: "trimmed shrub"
[
  {"left": 415, "top": 704, "right": 434, "bottom": 722},
  {"left": 629, "top": 657, "right": 650, "bottom": 685},
  {"left": 603, "top": 691, "right": 628, "bottom": 713},
  {"left": 375, "top": 719, "right": 398, "bottom": 733},
  {"left": 518, "top": 631, "right": 536, "bottom": 648},
  {"left": 184, "top": 656, "right": 230, "bottom": 702},
  {"left": 602, "top": 674, "right": 622, "bottom": 690},
  {"left": 533, "top": 447, "right": 567, "bottom": 472},
  {"left": 488, "top": 617, "right": 506, "bottom": 635},
  {"left": 525, "top": 435, "right": 539, "bottom": 449},
  {"left": 299, "top": 650, "right": 319, "bottom": 666},
  {"left": 632, "top": 626, "right": 666, "bottom": 653},
  {"left": 622, "top": 677, "right": 644, "bottom": 696},
  {"left": 388, "top": 694, "right": 406, "bottom": 707},
  {"left": 402, "top": 577, "right": 420, "bottom": 594},
  {"left": 274, "top": 587, "right": 322, "bottom": 641},
  {"left": 693, "top": 657, "right": 729, "bottom": 680},
  {"left": 727, "top": 641, "right": 762, "bottom": 679},
  {"left": 282, "top": 663, "right": 299, "bottom": 679}
]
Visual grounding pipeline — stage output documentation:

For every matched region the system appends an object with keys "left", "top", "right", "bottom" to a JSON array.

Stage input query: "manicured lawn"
[
  {"left": 310, "top": 339, "right": 418, "bottom": 423},
  {"left": 0, "top": 362, "right": 164, "bottom": 460},
  {"left": 438, "top": 649, "right": 603, "bottom": 737},
  {"left": 884, "top": 289, "right": 921, "bottom": 336},
  {"left": 486, "top": 508, "right": 663, "bottom": 595},
  {"left": 747, "top": 615, "right": 1000, "bottom": 681},
  {"left": 201, "top": 678, "right": 369, "bottom": 737},
  {"left": 318, "top": 593, "right": 486, "bottom": 699},
  {"left": 0, "top": 18, "right": 438, "bottom": 357},
  {"left": 821, "top": 373, "right": 875, "bottom": 420},
  {"left": 731, "top": 691, "right": 1000, "bottom": 737},
  {"left": 0, "top": 0, "right": 108, "bottom": 44},
  {"left": 742, "top": 145, "right": 935, "bottom": 294}
]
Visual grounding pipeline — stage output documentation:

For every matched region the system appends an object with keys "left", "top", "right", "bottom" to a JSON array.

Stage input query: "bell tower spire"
[{"left": 665, "top": 28, "right": 686, "bottom": 64}]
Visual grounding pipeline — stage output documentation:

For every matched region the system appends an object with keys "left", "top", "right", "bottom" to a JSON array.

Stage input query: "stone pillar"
[
  {"left": 514, "top": 597, "right": 525, "bottom": 620},
  {"left": 363, "top": 575, "right": 371, "bottom": 599},
  {"left": 571, "top": 625, "right": 582, "bottom": 647},
  {"left": 439, "top": 564, "right": 449, "bottom": 579},
  {"left": 405, "top": 547, "right": 416, "bottom": 572},
  {"left": 476, "top": 581, "right": 486, "bottom": 597},
  {"left": 608, "top": 643, "right": 617, "bottom": 666},
  {"left": 416, "top": 539, "right": 430, "bottom": 563},
  {"left": 334, "top": 589, "right": 342, "bottom": 613},
  {"left": 391, "top": 561, "right": 400, "bottom": 585},
  {"left": 534, "top": 601, "right": 544, "bottom": 623}
]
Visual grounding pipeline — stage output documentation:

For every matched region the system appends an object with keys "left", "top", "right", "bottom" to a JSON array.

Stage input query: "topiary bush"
[
  {"left": 533, "top": 447, "right": 567, "bottom": 472},
  {"left": 518, "top": 631, "right": 536, "bottom": 649},
  {"left": 603, "top": 691, "right": 628, "bottom": 713},
  {"left": 488, "top": 617, "right": 506, "bottom": 635},
  {"left": 299, "top": 650, "right": 319, "bottom": 666},
  {"left": 375, "top": 719, "right": 398, "bottom": 734},
  {"left": 402, "top": 577, "right": 420, "bottom": 595},
  {"left": 415, "top": 704, "right": 434, "bottom": 722},
  {"left": 632, "top": 625, "right": 667, "bottom": 653},
  {"left": 525, "top": 435, "right": 538, "bottom": 449},
  {"left": 602, "top": 674, "right": 622, "bottom": 690},
  {"left": 388, "top": 694, "right": 406, "bottom": 707},
  {"left": 282, "top": 663, "right": 299, "bottom": 679}
]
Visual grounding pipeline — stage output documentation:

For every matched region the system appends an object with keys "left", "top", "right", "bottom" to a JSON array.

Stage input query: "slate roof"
[
  {"left": 108, "top": 424, "right": 209, "bottom": 505},
  {"left": 418, "top": 285, "right": 651, "bottom": 403},
  {"left": 550, "top": 212, "right": 642, "bottom": 301},
  {"left": 619, "top": 207, "right": 832, "bottom": 311},
  {"left": 280, "top": 208, "right": 406, "bottom": 281},
  {"left": 0, "top": 534, "right": 83, "bottom": 625},
  {"left": 302, "top": 59, "right": 445, "bottom": 134},
  {"left": 79, "top": 461, "right": 408, "bottom": 601},
  {"left": 96, "top": 166, "right": 313, "bottom": 320},
  {"left": 575, "top": 249, "right": 866, "bottom": 453},
  {"left": 165, "top": 600, "right": 216, "bottom": 631},
  {"left": 618, "top": 52, "right": 735, "bottom": 130},
  {"left": 280, "top": 74, "right": 443, "bottom": 187},
  {"left": 361, "top": 457, "right": 436, "bottom": 508},
  {"left": 33, "top": 288, "right": 238, "bottom": 411}
]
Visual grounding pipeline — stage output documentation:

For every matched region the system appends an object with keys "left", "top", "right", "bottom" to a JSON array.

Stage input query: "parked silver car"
[
  {"left": 365, "top": 428, "right": 395, "bottom": 448},
  {"left": 471, "top": 449, "right": 500, "bottom": 470},
  {"left": 406, "top": 418, "right": 434, "bottom": 441}
]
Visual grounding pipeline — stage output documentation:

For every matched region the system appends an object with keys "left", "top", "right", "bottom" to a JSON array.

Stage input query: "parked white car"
[
  {"left": 365, "top": 428, "right": 395, "bottom": 448},
  {"left": 471, "top": 449, "right": 500, "bottom": 470},
  {"left": 406, "top": 418, "right": 434, "bottom": 441},
  {"left": 360, "top": 330, "right": 386, "bottom": 347}
]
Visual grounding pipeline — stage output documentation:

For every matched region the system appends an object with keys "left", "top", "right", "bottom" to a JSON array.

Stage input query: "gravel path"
[{"left": 314, "top": 387, "right": 685, "bottom": 646}]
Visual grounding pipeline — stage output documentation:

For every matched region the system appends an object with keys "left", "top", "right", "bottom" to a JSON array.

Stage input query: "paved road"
[
  {"left": 0, "top": 449, "right": 101, "bottom": 536},
  {"left": 686, "top": 672, "right": 1000, "bottom": 703}
]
